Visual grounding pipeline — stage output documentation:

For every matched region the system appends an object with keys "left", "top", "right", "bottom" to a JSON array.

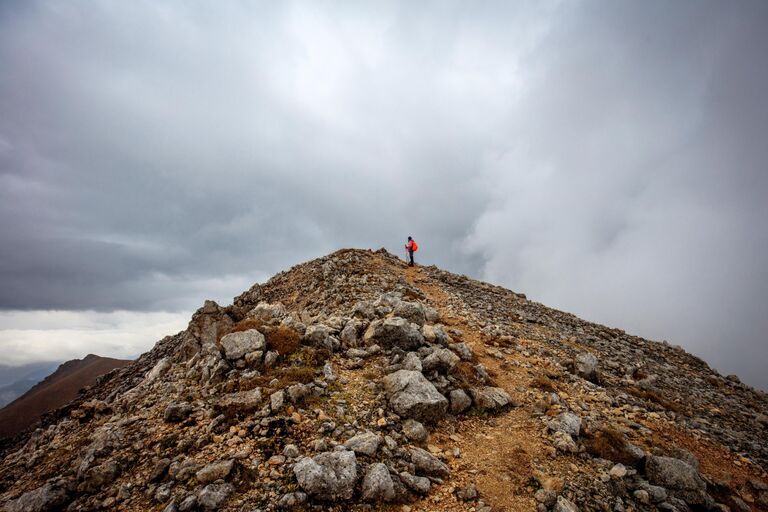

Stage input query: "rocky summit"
[{"left": 0, "top": 248, "right": 766, "bottom": 512}]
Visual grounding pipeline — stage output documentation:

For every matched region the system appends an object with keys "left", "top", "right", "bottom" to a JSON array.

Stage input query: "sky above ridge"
[{"left": 1, "top": 1, "right": 767, "bottom": 388}]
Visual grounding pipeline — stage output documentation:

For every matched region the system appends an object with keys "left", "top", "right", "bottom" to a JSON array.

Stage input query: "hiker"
[{"left": 405, "top": 236, "right": 418, "bottom": 266}]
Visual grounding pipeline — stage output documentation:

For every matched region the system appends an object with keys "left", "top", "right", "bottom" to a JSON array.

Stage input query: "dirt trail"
[{"left": 394, "top": 265, "right": 556, "bottom": 512}]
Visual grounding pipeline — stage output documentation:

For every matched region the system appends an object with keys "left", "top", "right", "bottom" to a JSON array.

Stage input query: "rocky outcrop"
[
  {"left": 219, "top": 329, "right": 265, "bottom": 360},
  {"left": 293, "top": 450, "right": 358, "bottom": 500},
  {"left": 0, "top": 248, "right": 764, "bottom": 512},
  {"left": 381, "top": 370, "right": 448, "bottom": 423},
  {"left": 363, "top": 318, "right": 424, "bottom": 350}
]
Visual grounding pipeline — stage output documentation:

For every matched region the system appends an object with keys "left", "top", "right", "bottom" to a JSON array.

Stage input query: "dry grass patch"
[
  {"left": 265, "top": 326, "right": 301, "bottom": 356},
  {"left": 249, "top": 366, "right": 318, "bottom": 390},
  {"left": 450, "top": 361, "right": 497, "bottom": 388},
  {"left": 585, "top": 427, "right": 639, "bottom": 466},
  {"left": 530, "top": 375, "right": 556, "bottom": 392},
  {"left": 626, "top": 386, "right": 684, "bottom": 413}
]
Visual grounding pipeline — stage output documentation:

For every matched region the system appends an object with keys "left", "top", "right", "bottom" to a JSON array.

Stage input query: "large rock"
[
  {"left": 646, "top": 456, "right": 712, "bottom": 508},
  {"left": 196, "top": 460, "right": 234, "bottom": 484},
  {"left": 220, "top": 329, "right": 265, "bottom": 360},
  {"left": 80, "top": 460, "right": 119, "bottom": 493},
  {"left": 344, "top": 432, "right": 381, "bottom": 456},
  {"left": 469, "top": 387, "right": 513, "bottom": 411},
  {"left": 399, "top": 472, "right": 431, "bottom": 494},
  {"left": 392, "top": 301, "right": 427, "bottom": 326},
  {"left": 363, "top": 318, "right": 424, "bottom": 350},
  {"left": 402, "top": 419, "right": 428, "bottom": 443},
  {"left": 410, "top": 447, "right": 450, "bottom": 478},
  {"left": 361, "top": 463, "right": 396, "bottom": 502},
  {"left": 164, "top": 401, "right": 193, "bottom": 423},
  {"left": 548, "top": 412, "right": 581, "bottom": 437},
  {"left": 340, "top": 320, "right": 362, "bottom": 348},
  {"left": 422, "top": 324, "right": 450, "bottom": 345},
  {"left": 382, "top": 370, "right": 448, "bottom": 423},
  {"left": 3, "top": 481, "right": 70, "bottom": 512},
  {"left": 422, "top": 348, "right": 460, "bottom": 373},
  {"left": 293, "top": 450, "right": 358, "bottom": 500},
  {"left": 645, "top": 456, "right": 705, "bottom": 491},
  {"left": 575, "top": 352, "right": 598, "bottom": 381},
  {"left": 249, "top": 302, "right": 286, "bottom": 323},
  {"left": 214, "top": 388, "right": 263, "bottom": 415},
  {"left": 402, "top": 352, "right": 422, "bottom": 372},
  {"left": 198, "top": 483, "right": 233, "bottom": 510},
  {"left": 449, "top": 389, "right": 472, "bottom": 414}
]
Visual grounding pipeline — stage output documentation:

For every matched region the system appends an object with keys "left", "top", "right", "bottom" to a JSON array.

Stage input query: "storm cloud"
[{"left": 1, "top": 1, "right": 767, "bottom": 387}]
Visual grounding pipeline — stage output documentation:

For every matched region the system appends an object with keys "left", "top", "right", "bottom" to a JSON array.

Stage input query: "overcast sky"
[{"left": 1, "top": 1, "right": 767, "bottom": 388}]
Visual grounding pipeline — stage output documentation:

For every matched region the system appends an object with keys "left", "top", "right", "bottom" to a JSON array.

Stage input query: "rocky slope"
[
  {"left": 0, "top": 355, "right": 130, "bottom": 439},
  {"left": 0, "top": 248, "right": 765, "bottom": 512}
]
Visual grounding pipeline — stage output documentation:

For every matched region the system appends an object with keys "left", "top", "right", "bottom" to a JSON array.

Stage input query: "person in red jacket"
[{"left": 405, "top": 236, "right": 418, "bottom": 266}]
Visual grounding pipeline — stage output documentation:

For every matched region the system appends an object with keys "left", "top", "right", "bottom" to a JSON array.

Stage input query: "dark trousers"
[{"left": 408, "top": 250, "right": 414, "bottom": 266}]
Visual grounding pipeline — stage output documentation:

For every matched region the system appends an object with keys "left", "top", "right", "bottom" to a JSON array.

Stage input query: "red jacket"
[{"left": 406, "top": 240, "right": 418, "bottom": 252}]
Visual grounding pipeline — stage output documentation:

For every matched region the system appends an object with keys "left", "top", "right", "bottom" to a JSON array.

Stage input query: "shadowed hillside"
[{"left": 0, "top": 354, "right": 129, "bottom": 439}]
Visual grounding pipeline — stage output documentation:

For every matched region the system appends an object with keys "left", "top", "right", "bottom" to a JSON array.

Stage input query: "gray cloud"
[{"left": 1, "top": 1, "right": 767, "bottom": 387}]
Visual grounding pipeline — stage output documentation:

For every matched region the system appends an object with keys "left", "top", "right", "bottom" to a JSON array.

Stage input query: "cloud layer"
[{"left": 1, "top": 1, "right": 767, "bottom": 386}]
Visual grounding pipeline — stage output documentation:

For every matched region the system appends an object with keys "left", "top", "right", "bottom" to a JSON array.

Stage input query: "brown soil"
[{"left": 0, "top": 355, "right": 130, "bottom": 438}]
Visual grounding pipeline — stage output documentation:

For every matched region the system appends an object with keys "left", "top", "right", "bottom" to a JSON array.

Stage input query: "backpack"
[{"left": 411, "top": 240, "right": 418, "bottom": 252}]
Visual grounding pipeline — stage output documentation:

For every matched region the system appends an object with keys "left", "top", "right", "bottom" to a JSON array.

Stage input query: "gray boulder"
[
  {"left": 645, "top": 456, "right": 711, "bottom": 508},
  {"left": 402, "top": 419, "right": 428, "bottom": 443},
  {"left": 80, "top": 460, "right": 119, "bottom": 493},
  {"left": 270, "top": 390, "right": 285, "bottom": 412},
  {"left": 402, "top": 352, "right": 422, "bottom": 372},
  {"left": 164, "top": 401, "right": 193, "bottom": 423},
  {"left": 645, "top": 456, "right": 705, "bottom": 491},
  {"left": 351, "top": 300, "right": 376, "bottom": 319},
  {"left": 304, "top": 325, "right": 331, "bottom": 347},
  {"left": 552, "top": 431, "right": 578, "bottom": 453},
  {"left": 363, "top": 318, "right": 424, "bottom": 350},
  {"left": 149, "top": 458, "right": 172, "bottom": 482},
  {"left": 214, "top": 388, "right": 263, "bottom": 414},
  {"left": 285, "top": 383, "right": 311, "bottom": 404},
  {"left": 340, "top": 320, "right": 362, "bottom": 348},
  {"left": 399, "top": 472, "right": 431, "bottom": 494},
  {"left": 422, "top": 324, "right": 450, "bottom": 345},
  {"left": 393, "top": 301, "right": 427, "bottom": 326},
  {"left": 469, "top": 387, "right": 513, "bottom": 411},
  {"left": 422, "top": 348, "right": 460, "bottom": 373},
  {"left": 361, "top": 463, "right": 395, "bottom": 502},
  {"left": 198, "top": 483, "right": 233, "bottom": 510},
  {"left": 575, "top": 352, "right": 598, "bottom": 380},
  {"left": 548, "top": 411, "right": 581, "bottom": 437},
  {"left": 382, "top": 370, "right": 448, "bottom": 423},
  {"left": 220, "top": 329, "right": 265, "bottom": 360},
  {"left": 344, "top": 432, "right": 381, "bottom": 456},
  {"left": 410, "top": 447, "right": 450, "bottom": 478},
  {"left": 449, "top": 389, "right": 472, "bottom": 414},
  {"left": 195, "top": 460, "right": 233, "bottom": 484},
  {"left": 449, "top": 342, "right": 474, "bottom": 361},
  {"left": 3, "top": 481, "right": 70, "bottom": 512},
  {"left": 293, "top": 450, "right": 358, "bottom": 500},
  {"left": 249, "top": 302, "right": 286, "bottom": 323}
]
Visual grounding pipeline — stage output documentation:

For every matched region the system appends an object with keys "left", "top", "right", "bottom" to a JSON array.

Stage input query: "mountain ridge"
[
  {"left": 0, "top": 354, "right": 130, "bottom": 439},
  {"left": 0, "top": 248, "right": 765, "bottom": 512}
]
